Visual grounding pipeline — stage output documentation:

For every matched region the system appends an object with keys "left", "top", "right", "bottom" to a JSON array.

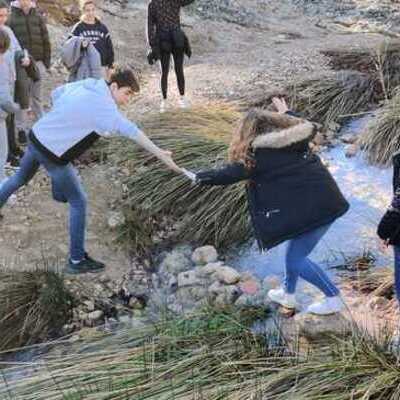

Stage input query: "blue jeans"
[
  {"left": 285, "top": 224, "right": 340, "bottom": 297},
  {"left": 393, "top": 247, "right": 400, "bottom": 303},
  {"left": 0, "top": 142, "right": 87, "bottom": 260}
]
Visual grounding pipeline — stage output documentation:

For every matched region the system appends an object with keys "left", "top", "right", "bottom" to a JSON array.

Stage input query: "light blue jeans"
[
  {"left": 393, "top": 247, "right": 400, "bottom": 304},
  {"left": 285, "top": 224, "right": 340, "bottom": 297},
  {"left": 0, "top": 142, "right": 87, "bottom": 260}
]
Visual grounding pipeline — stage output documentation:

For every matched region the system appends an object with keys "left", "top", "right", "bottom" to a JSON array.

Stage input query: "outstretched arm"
[{"left": 196, "top": 163, "right": 252, "bottom": 186}]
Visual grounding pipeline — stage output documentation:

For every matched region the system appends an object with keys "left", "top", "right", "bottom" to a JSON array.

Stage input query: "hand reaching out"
[{"left": 272, "top": 97, "right": 289, "bottom": 114}]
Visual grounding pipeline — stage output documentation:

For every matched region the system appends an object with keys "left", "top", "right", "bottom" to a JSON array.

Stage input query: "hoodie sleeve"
[
  {"left": 104, "top": 27, "right": 114, "bottom": 68},
  {"left": 96, "top": 109, "right": 140, "bottom": 140}
]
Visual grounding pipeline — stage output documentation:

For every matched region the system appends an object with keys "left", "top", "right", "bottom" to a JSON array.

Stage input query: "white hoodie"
[{"left": 31, "top": 78, "right": 140, "bottom": 163}]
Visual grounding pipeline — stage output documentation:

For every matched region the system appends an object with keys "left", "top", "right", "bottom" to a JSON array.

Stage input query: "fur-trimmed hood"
[{"left": 251, "top": 110, "right": 315, "bottom": 150}]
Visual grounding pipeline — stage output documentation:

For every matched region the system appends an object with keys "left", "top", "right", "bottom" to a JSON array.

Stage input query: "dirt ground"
[{"left": 0, "top": 0, "right": 390, "bottom": 282}]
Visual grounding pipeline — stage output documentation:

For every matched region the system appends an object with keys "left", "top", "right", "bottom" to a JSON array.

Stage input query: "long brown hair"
[{"left": 228, "top": 109, "right": 265, "bottom": 170}]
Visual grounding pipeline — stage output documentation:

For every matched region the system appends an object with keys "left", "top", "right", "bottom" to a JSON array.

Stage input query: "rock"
[
  {"left": 213, "top": 285, "right": 242, "bottom": 306},
  {"left": 213, "top": 266, "right": 241, "bottom": 285},
  {"left": 368, "top": 296, "right": 390, "bottom": 311},
  {"left": 160, "top": 250, "right": 193, "bottom": 275},
  {"left": 295, "top": 313, "right": 352, "bottom": 341},
  {"left": 235, "top": 293, "right": 270, "bottom": 309},
  {"left": 262, "top": 276, "right": 280, "bottom": 291},
  {"left": 313, "top": 132, "right": 327, "bottom": 146},
  {"left": 176, "top": 286, "right": 208, "bottom": 302},
  {"left": 107, "top": 211, "right": 126, "bottom": 230},
  {"left": 83, "top": 300, "right": 95, "bottom": 312},
  {"left": 197, "top": 261, "right": 224, "bottom": 276},
  {"left": 87, "top": 310, "right": 104, "bottom": 322},
  {"left": 208, "top": 281, "right": 225, "bottom": 296},
  {"left": 239, "top": 279, "right": 261, "bottom": 295},
  {"left": 177, "top": 270, "right": 206, "bottom": 287},
  {"left": 341, "top": 134, "right": 357, "bottom": 144},
  {"left": 345, "top": 143, "right": 359, "bottom": 158},
  {"left": 192, "top": 246, "right": 218, "bottom": 265},
  {"left": 128, "top": 297, "right": 144, "bottom": 309}
]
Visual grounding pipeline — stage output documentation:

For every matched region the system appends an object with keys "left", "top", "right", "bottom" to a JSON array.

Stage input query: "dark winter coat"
[
  {"left": 196, "top": 111, "right": 350, "bottom": 251},
  {"left": 377, "top": 152, "right": 400, "bottom": 245},
  {"left": 7, "top": 5, "right": 51, "bottom": 68},
  {"left": 14, "top": 51, "right": 40, "bottom": 109}
]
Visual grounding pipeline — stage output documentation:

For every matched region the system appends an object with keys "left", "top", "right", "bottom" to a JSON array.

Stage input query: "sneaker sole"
[
  {"left": 64, "top": 266, "right": 105, "bottom": 275},
  {"left": 267, "top": 293, "right": 297, "bottom": 309}
]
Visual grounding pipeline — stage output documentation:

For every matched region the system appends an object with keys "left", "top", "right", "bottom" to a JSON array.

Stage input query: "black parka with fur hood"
[{"left": 197, "top": 111, "right": 349, "bottom": 250}]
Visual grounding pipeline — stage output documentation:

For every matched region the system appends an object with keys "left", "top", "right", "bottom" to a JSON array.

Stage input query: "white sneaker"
[
  {"left": 306, "top": 296, "right": 344, "bottom": 315},
  {"left": 178, "top": 96, "right": 188, "bottom": 109},
  {"left": 268, "top": 287, "right": 297, "bottom": 309},
  {"left": 160, "top": 99, "right": 167, "bottom": 113}
]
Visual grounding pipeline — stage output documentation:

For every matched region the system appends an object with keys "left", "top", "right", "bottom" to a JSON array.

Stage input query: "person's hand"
[
  {"left": 21, "top": 57, "right": 30, "bottom": 67},
  {"left": 272, "top": 97, "right": 289, "bottom": 114},
  {"left": 379, "top": 238, "right": 390, "bottom": 253}
]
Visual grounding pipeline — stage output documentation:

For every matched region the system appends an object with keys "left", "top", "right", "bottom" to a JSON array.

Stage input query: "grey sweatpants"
[{"left": 0, "top": 119, "right": 8, "bottom": 182}]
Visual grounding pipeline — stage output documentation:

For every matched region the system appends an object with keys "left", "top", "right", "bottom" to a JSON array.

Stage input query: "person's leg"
[
  {"left": 30, "top": 61, "right": 45, "bottom": 122},
  {"left": 0, "top": 120, "right": 8, "bottom": 182},
  {"left": 0, "top": 143, "right": 40, "bottom": 207},
  {"left": 159, "top": 50, "right": 171, "bottom": 100},
  {"left": 285, "top": 224, "right": 339, "bottom": 297},
  {"left": 394, "top": 246, "right": 400, "bottom": 305},
  {"left": 172, "top": 48, "right": 185, "bottom": 96},
  {"left": 45, "top": 163, "right": 87, "bottom": 261}
]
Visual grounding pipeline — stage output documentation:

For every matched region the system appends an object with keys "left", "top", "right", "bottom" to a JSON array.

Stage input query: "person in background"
[
  {"left": 71, "top": 0, "right": 114, "bottom": 79},
  {"left": 147, "top": 0, "right": 194, "bottom": 113},
  {"left": 0, "top": 28, "right": 20, "bottom": 185},
  {"left": 7, "top": 0, "right": 51, "bottom": 146},
  {"left": 0, "top": 0, "right": 25, "bottom": 167},
  {"left": 195, "top": 98, "right": 349, "bottom": 315}
]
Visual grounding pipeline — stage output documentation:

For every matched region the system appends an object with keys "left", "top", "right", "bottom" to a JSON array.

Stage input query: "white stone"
[
  {"left": 214, "top": 266, "right": 241, "bottom": 285},
  {"left": 191, "top": 246, "right": 218, "bottom": 265},
  {"left": 87, "top": 310, "right": 104, "bottom": 322},
  {"left": 107, "top": 211, "right": 126, "bottom": 229}
]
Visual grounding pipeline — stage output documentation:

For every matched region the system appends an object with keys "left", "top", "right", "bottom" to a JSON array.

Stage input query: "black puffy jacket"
[
  {"left": 377, "top": 152, "right": 400, "bottom": 245},
  {"left": 197, "top": 111, "right": 349, "bottom": 251}
]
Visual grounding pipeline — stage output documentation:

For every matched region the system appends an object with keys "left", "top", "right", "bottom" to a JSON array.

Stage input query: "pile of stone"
[{"left": 148, "top": 244, "right": 281, "bottom": 316}]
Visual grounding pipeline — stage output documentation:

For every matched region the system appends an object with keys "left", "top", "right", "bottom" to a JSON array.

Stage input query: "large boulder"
[{"left": 295, "top": 313, "right": 352, "bottom": 341}]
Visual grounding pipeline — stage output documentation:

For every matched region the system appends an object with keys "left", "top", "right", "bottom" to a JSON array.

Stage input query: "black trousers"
[
  {"left": 160, "top": 47, "right": 185, "bottom": 100},
  {"left": 6, "top": 114, "right": 18, "bottom": 159}
]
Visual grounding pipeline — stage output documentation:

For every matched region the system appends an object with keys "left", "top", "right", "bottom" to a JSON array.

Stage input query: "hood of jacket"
[{"left": 251, "top": 110, "right": 315, "bottom": 150}]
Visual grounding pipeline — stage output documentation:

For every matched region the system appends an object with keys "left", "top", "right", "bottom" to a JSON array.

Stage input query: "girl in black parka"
[{"left": 196, "top": 99, "right": 349, "bottom": 315}]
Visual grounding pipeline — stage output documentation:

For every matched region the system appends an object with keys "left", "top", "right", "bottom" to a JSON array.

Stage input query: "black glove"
[
  {"left": 147, "top": 49, "right": 155, "bottom": 65},
  {"left": 377, "top": 208, "right": 400, "bottom": 244}
]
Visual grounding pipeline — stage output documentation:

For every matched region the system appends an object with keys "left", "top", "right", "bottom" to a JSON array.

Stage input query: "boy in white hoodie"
[{"left": 0, "top": 67, "right": 182, "bottom": 274}]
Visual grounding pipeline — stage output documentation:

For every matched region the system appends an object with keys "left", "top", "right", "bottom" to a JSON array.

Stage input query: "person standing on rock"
[
  {"left": 195, "top": 98, "right": 349, "bottom": 316},
  {"left": 7, "top": 0, "right": 51, "bottom": 146},
  {"left": 147, "top": 0, "right": 194, "bottom": 113},
  {"left": 0, "top": 67, "right": 183, "bottom": 274},
  {"left": 71, "top": 0, "right": 114, "bottom": 79}
]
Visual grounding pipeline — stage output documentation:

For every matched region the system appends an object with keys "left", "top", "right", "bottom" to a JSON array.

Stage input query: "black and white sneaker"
[{"left": 65, "top": 253, "right": 106, "bottom": 274}]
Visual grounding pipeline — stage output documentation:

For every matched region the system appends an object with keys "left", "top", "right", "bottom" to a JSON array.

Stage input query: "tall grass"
[
  {"left": 289, "top": 71, "right": 377, "bottom": 126},
  {"left": 2, "top": 306, "right": 400, "bottom": 400},
  {"left": 0, "top": 265, "right": 74, "bottom": 352},
  {"left": 361, "top": 89, "right": 400, "bottom": 165},
  {"left": 109, "top": 105, "right": 251, "bottom": 253}
]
